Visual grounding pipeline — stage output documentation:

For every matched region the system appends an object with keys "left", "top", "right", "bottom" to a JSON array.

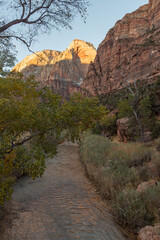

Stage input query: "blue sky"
[{"left": 14, "top": 0, "right": 148, "bottom": 63}]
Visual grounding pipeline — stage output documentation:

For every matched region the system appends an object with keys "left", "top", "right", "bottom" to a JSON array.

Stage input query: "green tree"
[
  {"left": 0, "top": 73, "right": 106, "bottom": 204},
  {"left": 118, "top": 75, "right": 153, "bottom": 142},
  {"left": 0, "top": 38, "right": 17, "bottom": 75},
  {"left": 118, "top": 98, "right": 133, "bottom": 119},
  {"left": 118, "top": 78, "right": 160, "bottom": 142}
]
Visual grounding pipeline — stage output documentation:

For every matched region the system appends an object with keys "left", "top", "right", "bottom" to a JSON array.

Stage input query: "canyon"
[
  {"left": 13, "top": 0, "right": 160, "bottom": 97},
  {"left": 82, "top": 0, "right": 160, "bottom": 95}
]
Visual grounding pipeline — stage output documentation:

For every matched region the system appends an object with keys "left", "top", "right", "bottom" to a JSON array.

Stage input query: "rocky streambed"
[{"left": 1, "top": 142, "right": 128, "bottom": 240}]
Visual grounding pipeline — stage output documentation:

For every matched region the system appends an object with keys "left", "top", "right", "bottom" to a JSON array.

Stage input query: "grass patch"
[
  {"left": 113, "top": 189, "right": 153, "bottom": 231},
  {"left": 80, "top": 133, "right": 160, "bottom": 233}
]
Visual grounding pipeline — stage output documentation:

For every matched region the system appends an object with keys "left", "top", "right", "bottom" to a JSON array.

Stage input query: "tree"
[
  {"left": 0, "top": 38, "right": 17, "bottom": 75},
  {"left": 0, "top": 0, "right": 89, "bottom": 50},
  {"left": 0, "top": 73, "right": 106, "bottom": 204},
  {"left": 118, "top": 76, "right": 150, "bottom": 142},
  {"left": 118, "top": 74, "right": 160, "bottom": 142}
]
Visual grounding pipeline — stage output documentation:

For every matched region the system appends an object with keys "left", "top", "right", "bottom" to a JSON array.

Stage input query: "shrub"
[
  {"left": 142, "top": 185, "right": 160, "bottom": 222},
  {"left": 151, "top": 122, "right": 160, "bottom": 139},
  {"left": 100, "top": 114, "right": 117, "bottom": 135},
  {"left": 92, "top": 114, "right": 117, "bottom": 136},
  {"left": 140, "top": 96, "right": 155, "bottom": 131},
  {"left": 113, "top": 190, "right": 153, "bottom": 231},
  {"left": 118, "top": 99, "right": 133, "bottom": 118},
  {"left": 103, "top": 165, "right": 139, "bottom": 200},
  {"left": 151, "top": 151, "right": 160, "bottom": 178},
  {"left": 80, "top": 134, "right": 111, "bottom": 167},
  {"left": 92, "top": 121, "right": 102, "bottom": 135},
  {"left": 137, "top": 165, "right": 153, "bottom": 181},
  {"left": 155, "top": 138, "right": 160, "bottom": 151},
  {"left": 80, "top": 133, "right": 160, "bottom": 234},
  {"left": 108, "top": 142, "right": 152, "bottom": 168}
]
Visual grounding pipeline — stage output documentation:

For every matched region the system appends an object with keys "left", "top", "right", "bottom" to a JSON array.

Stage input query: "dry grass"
[{"left": 80, "top": 133, "right": 160, "bottom": 233}]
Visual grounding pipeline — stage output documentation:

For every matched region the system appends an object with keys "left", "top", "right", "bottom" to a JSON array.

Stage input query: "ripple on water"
[{"left": 2, "top": 142, "right": 127, "bottom": 240}]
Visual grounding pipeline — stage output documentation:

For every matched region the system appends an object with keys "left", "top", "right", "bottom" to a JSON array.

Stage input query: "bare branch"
[
  {"left": 0, "top": 35, "right": 49, "bottom": 63},
  {"left": 120, "top": 72, "right": 135, "bottom": 96},
  {"left": 29, "top": 0, "right": 31, "bottom": 13},
  {"left": 0, "top": 19, "right": 22, "bottom": 33},
  {"left": 19, "top": 0, "right": 26, "bottom": 19},
  {"left": 0, "top": 0, "right": 89, "bottom": 42},
  {"left": 3, "top": 133, "right": 36, "bottom": 155}
]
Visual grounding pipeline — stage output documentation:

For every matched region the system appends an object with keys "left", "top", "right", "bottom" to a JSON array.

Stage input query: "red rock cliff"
[
  {"left": 82, "top": 0, "right": 160, "bottom": 95},
  {"left": 13, "top": 40, "right": 96, "bottom": 97}
]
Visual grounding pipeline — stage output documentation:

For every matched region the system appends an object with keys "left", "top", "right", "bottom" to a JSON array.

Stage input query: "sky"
[{"left": 14, "top": 0, "right": 148, "bottom": 63}]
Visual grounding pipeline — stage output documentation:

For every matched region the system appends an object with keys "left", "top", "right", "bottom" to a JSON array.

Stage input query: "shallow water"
[{"left": 1, "top": 142, "right": 127, "bottom": 240}]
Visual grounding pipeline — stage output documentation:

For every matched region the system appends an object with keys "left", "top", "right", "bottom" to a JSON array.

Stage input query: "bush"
[
  {"left": 151, "top": 152, "right": 160, "bottom": 178},
  {"left": 155, "top": 138, "right": 160, "bottom": 151},
  {"left": 113, "top": 190, "right": 153, "bottom": 231},
  {"left": 152, "top": 122, "right": 160, "bottom": 139},
  {"left": 80, "top": 133, "right": 159, "bottom": 233},
  {"left": 142, "top": 185, "right": 160, "bottom": 222},
  {"left": 100, "top": 114, "right": 117, "bottom": 135},
  {"left": 80, "top": 134, "right": 111, "bottom": 167},
  {"left": 80, "top": 134, "right": 153, "bottom": 196},
  {"left": 92, "top": 114, "right": 117, "bottom": 136},
  {"left": 108, "top": 142, "right": 152, "bottom": 168},
  {"left": 103, "top": 165, "right": 139, "bottom": 200}
]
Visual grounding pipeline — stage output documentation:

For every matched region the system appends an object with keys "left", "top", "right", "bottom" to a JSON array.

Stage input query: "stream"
[{"left": 1, "top": 142, "right": 128, "bottom": 240}]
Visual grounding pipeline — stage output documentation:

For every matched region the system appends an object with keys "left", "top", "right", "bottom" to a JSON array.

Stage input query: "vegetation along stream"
[{"left": 1, "top": 142, "right": 128, "bottom": 240}]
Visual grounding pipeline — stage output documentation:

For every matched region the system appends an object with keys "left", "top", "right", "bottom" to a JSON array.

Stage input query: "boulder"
[
  {"left": 138, "top": 225, "right": 160, "bottom": 240},
  {"left": 116, "top": 117, "right": 129, "bottom": 143},
  {"left": 136, "top": 180, "right": 158, "bottom": 193}
]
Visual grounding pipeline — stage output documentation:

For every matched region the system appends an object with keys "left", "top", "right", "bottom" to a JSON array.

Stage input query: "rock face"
[
  {"left": 136, "top": 180, "right": 158, "bottom": 193},
  {"left": 138, "top": 225, "right": 160, "bottom": 240},
  {"left": 82, "top": 0, "right": 160, "bottom": 95},
  {"left": 13, "top": 40, "right": 96, "bottom": 97},
  {"left": 116, "top": 118, "right": 129, "bottom": 143}
]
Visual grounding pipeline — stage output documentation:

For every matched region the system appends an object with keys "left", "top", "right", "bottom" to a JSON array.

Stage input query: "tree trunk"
[{"left": 133, "top": 110, "right": 145, "bottom": 143}]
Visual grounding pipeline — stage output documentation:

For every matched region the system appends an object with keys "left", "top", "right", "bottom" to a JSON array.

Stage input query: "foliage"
[
  {"left": 118, "top": 98, "right": 133, "bottom": 118},
  {"left": 113, "top": 190, "right": 153, "bottom": 231},
  {"left": 139, "top": 95, "right": 158, "bottom": 136},
  {"left": 80, "top": 134, "right": 111, "bottom": 166},
  {"left": 142, "top": 185, "right": 160, "bottom": 221},
  {"left": 56, "top": 94, "right": 106, "bottom": 142},
  {"left": 0, "top": 75, "right": 106, "bottom": 204},
  {"left": 97, "top": 88, "right": 127, "bottom": 111},
  {"left": 98, "top": 78, "right": 160, "bottom": 142},
  {"left": 80, "top": 133, "right": 160, "bottom": 232},
  {"left": 109, "top": 143, "right": 152, "bottom": 168},
  {"left": 155, "top": 138, "right": 160, "bottom": 152},
  {"left": 92, "top": 113, "right": 117, "bottom": 136},
  {"left": 152, "top": 123, "right": 160, "bottom": 139},
  {"left": 151, "top": 151, "right": 160, "bottom": 178},
  {"left": 0, "top": 38, "right": 17, "bottom": 75},
  {"left": 117, "top": 79, "right": 160, "bottom": 141},
  {"left": 101, "top": 114, "right": 117, "bottom": 134}
]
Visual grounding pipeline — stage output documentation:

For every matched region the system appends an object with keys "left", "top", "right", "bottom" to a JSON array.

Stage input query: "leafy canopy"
[{"left": 0, "top": 73, "right": 106, "bottom": 204}]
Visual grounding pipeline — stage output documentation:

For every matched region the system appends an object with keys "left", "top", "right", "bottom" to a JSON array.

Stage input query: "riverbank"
[{"left": 79, "top": 133, "right": 160, "bottom": 239}]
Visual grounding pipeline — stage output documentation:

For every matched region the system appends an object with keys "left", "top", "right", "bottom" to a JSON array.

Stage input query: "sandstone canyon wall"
[
  {"left": 13, "top": 40, "right": 96, "bottom": 97},
  {"left": 13, "top": 0, "right": 160, "bottom": 97},
  {"left": 82, "top": 0, "right": 160, "bottom": 95}
]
